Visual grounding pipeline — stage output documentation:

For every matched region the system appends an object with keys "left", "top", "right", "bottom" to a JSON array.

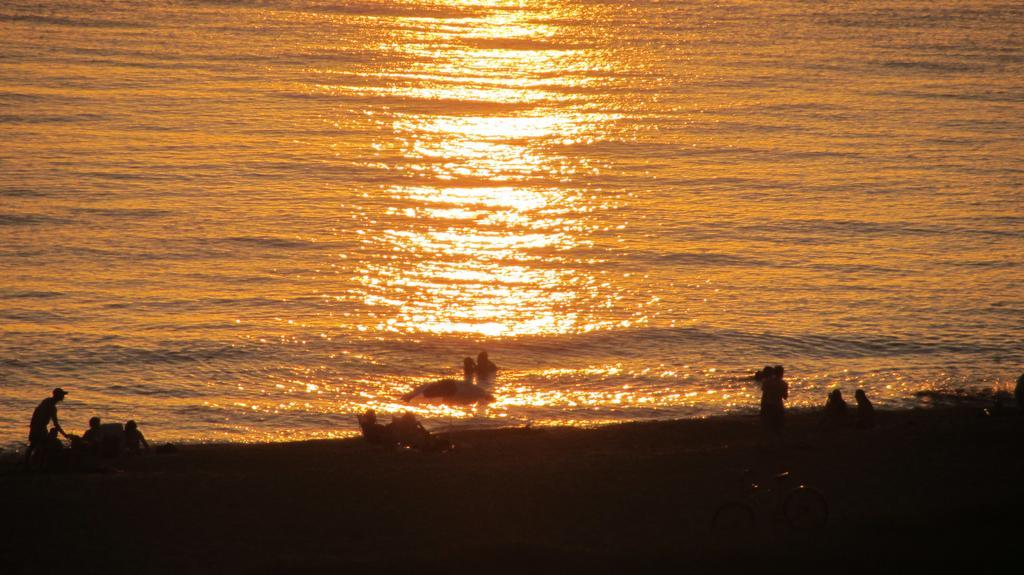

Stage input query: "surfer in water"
[
  {"left": 463, "top": 357, "right": 476, "bottom": 386},
  {"left": 399, "top": 353, "right": 497, "bottom": 405},
  {"left": 476, "top": 351, "right": 497, "bottom": 387}
]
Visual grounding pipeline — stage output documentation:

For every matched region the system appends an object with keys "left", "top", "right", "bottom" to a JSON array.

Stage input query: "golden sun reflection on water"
[
  {"left": 1, "top": 0, "right": 1018, "bottom": 445},
  {"left": 347, "top": 4, "right": 629, "bottom": 337}
]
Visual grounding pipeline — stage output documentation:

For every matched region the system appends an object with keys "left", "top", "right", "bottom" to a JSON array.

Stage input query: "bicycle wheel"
[
  {"left": 711, "top": 501, "right": 756, "bottom": 534},
  {"left": 783, "top": 487, "right": 828, "bottom": 531}
]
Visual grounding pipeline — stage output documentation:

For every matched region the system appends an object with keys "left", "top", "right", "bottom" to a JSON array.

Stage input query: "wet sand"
[{"left": 2, "top": 405, "right": 1022, "bottom": 574}]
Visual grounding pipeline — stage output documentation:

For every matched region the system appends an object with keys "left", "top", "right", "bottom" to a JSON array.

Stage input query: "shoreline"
[
  {"left": 3, "top": 388, "right": 1010, "bottom": 454},
  {"left": 3, "top": 405, "right": 1023, "bottom": 573}
]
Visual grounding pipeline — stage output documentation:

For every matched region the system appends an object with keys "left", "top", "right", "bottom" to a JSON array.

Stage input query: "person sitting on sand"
[
  {"left": 476, "top": 351, "right": 498, "bottom": 387},
  {"left": 391, "top": 411, "right": 431, "bottom": 449},
  {"left": 824, "top": 389, "right": 848, "bottom": 418},
  {"left": 95, "top": 421, "right": 125, "bottom": 458},
  {"left": 25, "top": 388, "right": 69, "bottom": 469},
  {"left": 357, "top": 410, "right": 393, "bottom": 445},
  {"left": 124, "top": 420, "right": 149, "bottom": 454},
  {"left": 855, "top": 389, "right": 875, "bottom": 429},
  {"left": 463, "top": 357, "right": 476, "bottom": 386},
  {"left": 82, "top": 416, "right": 103, "bottom": 455},
  {"left": 40, "top": 428, "right": 68, "bottom": 472}
]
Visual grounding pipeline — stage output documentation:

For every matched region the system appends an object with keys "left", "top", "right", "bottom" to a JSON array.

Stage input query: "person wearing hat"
[{"left": 24, "top": 388, "right": 69, "bottom": 468}]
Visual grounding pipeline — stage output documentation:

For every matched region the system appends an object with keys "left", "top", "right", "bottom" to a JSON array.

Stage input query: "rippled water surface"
[{"left": 1, "top": 0, "right": 1022, "bottom": 445}]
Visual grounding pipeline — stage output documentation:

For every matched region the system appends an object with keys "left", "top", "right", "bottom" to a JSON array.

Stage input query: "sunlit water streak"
[{"left": 0, "top": 0, "right": 1021, "bottom": 447}]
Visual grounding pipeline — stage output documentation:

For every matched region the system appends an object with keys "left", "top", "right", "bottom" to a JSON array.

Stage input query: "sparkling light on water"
[{"left": 1, "top": 0, "right": 1021, "bottom": 445}]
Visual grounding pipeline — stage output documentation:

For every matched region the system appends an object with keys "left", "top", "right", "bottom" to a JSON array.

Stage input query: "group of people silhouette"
[
  {"left": 757, "top": 364, "right": 877, "bottom": 430},
  {"left": 363, "top": 351, "right": 501, "bottom": 449},
  {"left": 357, "top": 409, "right": 452, "bottom": 452},
  {"left": 400, "top": 351, "right": 499, "bottom": 404},
  {"left": 23, "top": 361, "right": 1024, "bottom": 462},
  {"left": 24, "top": 387, "right": 150, "bottom": 472},
  {"left": 463, "top": 351, "right": 498, "bottom": 387},
  {"left": 823, "top": 388, "right": 876, "bottom": 428}
]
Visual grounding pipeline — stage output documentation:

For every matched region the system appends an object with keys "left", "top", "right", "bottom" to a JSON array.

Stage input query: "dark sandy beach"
[{"left": 3, "top": 405, "right": 1022, "bottom": 574}]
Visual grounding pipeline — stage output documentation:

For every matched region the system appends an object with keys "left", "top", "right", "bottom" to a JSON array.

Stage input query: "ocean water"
[{"left": 1, "top": 0, "right": 1021, "bottom": 446}]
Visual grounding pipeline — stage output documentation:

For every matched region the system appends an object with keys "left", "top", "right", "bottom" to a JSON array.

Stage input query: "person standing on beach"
[
  {"left": 24, "top": 388, "right": 69, "bottom": 468},
  {"left": 761, "top": 366, "right": 787, "bottom": 431},
  {"left": 756, "top": 367, "right": 770, "bottom": 416},
  {"left": 476, "top": 351, "right": 498, "bottom": 387}
]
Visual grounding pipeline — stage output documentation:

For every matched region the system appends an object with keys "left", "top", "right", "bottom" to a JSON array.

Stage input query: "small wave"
[
  {"left": 459, "top": 38, "right": 585, "bottom": 51},
  {"left": 880, "top": 59, "right": 987, "bottom": 73},
  {"left": 0, "top": 309, "right": 66, "bottom": 323},
  {"left": 506, "top": 325, "right": 1011, "bottom": 364},
  {"left": 103, "top": 383, "right": 200, "bottom": 400},
  {"left": 221, "top": 236, "right": 318, "bottom": 249},
  {"left": 0, "top": 213, "right": 66, "bottom": 226},
  {"left": 0, "top": 14, "right": 142, "bottom": 29},
  {"left": 644, "top": 250, "right": 756, "bottom": 267},
  {"left": 0, "top": 113, "right": 106, "bottom": 124},
  {"left": 0, "top": 290, "right": 64, "bottom": 300},
  {"left": 867, "top": 88, "right": 1022, "bottom": 104},
  {"left": 69, "top": 207, "right": 173, "bottom": 218},
  {"left": 3, "top": 341, "right": 252, "bottom": 370},
  {"left": 0, "top": 187, "right": 49, "bottom": 198}
]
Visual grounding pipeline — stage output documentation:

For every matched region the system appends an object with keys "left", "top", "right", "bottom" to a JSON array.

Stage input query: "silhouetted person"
[
  {"left": 97, "top": 422, "right": 125, "bottom": 458},
  {"left": 24, "top": 388, "right": 69, "bottom": 469},
  {"left": 358, "top": 409, "right": 393, "bottom": 445},
  {"left": 855, "top": 389, "right": 875, "bottom": 429},
  {"left": 824, "top": 389, "right": 848, "bottom": 418},
  {"left": 476, "top": 351, "right": 498, "bottom": 387},
  {"left": 124, "top": 420, "right": 149, "bottom": 454},
  {"left": 82, "top": 416, "right": 102, "bottom": 455},
  {"left": 1016, "top": 372, "right": 1024, "bottom": 410},
  {"left": 757, "top": 365, "right": 774, "bottom": 417},
  {"left": 754, "top": 369, "right": 767, "bottom": 415},
  {"left": 760, "top": 366, "right": 787, "bottom": 431},
  {"left": 40, "top": 428, "right": 68, "bottom": 472},
  {"left": 776, "top": 365, "right": 789, "bottom": 408},
  {"left": 391, "top": 411, "right": 431, "bottom": 449},
  {"left": 463, "top": 357, "right": 476, "bottom": 386}
]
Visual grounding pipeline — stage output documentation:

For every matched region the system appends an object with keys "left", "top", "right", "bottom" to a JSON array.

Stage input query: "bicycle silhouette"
[{"left": 712, "top": 469, "right": 828, "bottom": 533}]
